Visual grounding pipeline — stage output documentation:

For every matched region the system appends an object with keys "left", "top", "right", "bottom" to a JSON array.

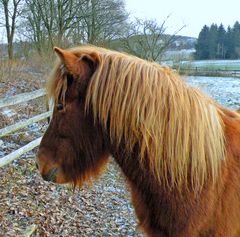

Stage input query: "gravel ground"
[{"left": 0, "top": 157, "right": 143, "bottom": 237}]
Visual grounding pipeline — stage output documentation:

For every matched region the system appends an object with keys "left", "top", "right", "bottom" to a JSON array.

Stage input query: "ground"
[{"left": 0, "top": 157, "right": 143, "bottom": 236}]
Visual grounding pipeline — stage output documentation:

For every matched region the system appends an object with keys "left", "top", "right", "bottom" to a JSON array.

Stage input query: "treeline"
[
  {"left": 195, "top": 21, "right": 240, "bottom": 60},
  {"left": 0, "top": 0, "right": 182, "bottom": 61},
  {"left": 0, "top": 0, "right": 128, "bottom": 58}
]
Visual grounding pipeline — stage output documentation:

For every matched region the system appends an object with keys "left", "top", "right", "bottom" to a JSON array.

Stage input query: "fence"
[
  {"left": 175, "top": 67, "right": 240, "bottom": 78},
  {"left": 172, "top": 61, "right": 240, "bottom": 78},
  {"left": 0, "top": 89, "right": 51, "bottom": 167}
]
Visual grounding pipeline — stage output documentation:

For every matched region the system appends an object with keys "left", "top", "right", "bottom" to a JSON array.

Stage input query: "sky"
[
  {"left": 1, "top": 0, "right": 239, "bottom": 42},
  {"left": 125, "top": 0, "right": 240, "bottom": 38}
]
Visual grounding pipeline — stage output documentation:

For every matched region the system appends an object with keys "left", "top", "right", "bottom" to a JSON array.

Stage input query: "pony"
[{"left": 36, "top": 45, "right": 240, "bottom": 237}]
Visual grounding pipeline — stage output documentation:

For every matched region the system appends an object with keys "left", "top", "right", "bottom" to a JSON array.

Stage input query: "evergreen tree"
[
  {"left": 208, "top": 24, "right": 218, "bottom": 59},
  {"left": 196, "top": 22, "right": 240, "bottom": 60},
  {"left": 225, "top": 26, "right": 234, "bottom": 59},
  {"left": 195, "top": 25, "right": 209, "bottom": 59},
  {"left": 216, "top": 24, "right": 226, "bottom": 59},
  {"left": 232, "top": 21, "right": 240, "bottom": 58}
]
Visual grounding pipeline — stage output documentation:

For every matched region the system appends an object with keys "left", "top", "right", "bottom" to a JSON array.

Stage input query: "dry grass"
[
  {"left": 0, "top": 54, "right": 53, "bottom": 96},
  {"left": 0, "top": 55, "right": 51, "bottom": 156},
  {"left": 0, "top": 54, "right": 53, "bottom": 128}
]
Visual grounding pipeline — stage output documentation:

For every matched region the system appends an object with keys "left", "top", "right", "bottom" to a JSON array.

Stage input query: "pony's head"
[{"left": 37, "top": 47, "right": 109, "bottom": 186}]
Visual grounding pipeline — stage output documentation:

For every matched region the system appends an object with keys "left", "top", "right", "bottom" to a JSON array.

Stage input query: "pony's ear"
[
  {"left": 54, "top": 47, "right": 79, "bottom": 75},
  {"left": 80, "top": 52, "right": 99, "bottom": 71},
  {"left": 54, "top": 47, "right": 99, "bottom": 75}
]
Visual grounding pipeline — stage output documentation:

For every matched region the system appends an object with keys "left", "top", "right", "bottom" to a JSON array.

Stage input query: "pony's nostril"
[{"left": 36, "top": 162, "right": 39, "bottom": 170}]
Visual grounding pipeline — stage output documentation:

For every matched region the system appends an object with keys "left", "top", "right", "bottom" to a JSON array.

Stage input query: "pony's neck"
[
  {"left": 109, "top": 142, "right": 212, "bottom": 237},
  {"left": 110, "top": 143, "right": 152, "bottom": 189}
]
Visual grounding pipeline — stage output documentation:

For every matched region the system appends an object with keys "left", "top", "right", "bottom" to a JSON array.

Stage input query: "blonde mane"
[{"left": 49, "top": 46, "right": 226, "bottom": 190}]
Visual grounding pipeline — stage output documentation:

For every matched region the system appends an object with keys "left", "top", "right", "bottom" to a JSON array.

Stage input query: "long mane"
[{"left": 49, "top": 45, "right": 226, "bottom": 191}]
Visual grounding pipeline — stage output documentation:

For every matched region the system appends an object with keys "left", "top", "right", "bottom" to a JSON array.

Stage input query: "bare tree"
[
  {"left": 122, "top": 17, "right": 185, "bottom": 61},
  {"left": 20, "top": 0, "right": 46, "bottom": 54},
  {"left": 77, "top": 0, "right": 128, "bottom": 45},
  {"left": 0, "top": 0, "right": 23, "bottom": 59},
  {"left": 37, "top": 0, "right": 81, "bottom": 46},
  {"left": 19, "top": 0, "right": 128, "bottom": 54},
  {"left": 22, "top": 0, "right": 83, "bottom": 54}
]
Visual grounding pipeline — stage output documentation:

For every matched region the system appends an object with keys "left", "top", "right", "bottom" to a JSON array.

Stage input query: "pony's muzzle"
[
  {"left": 36, "top": 151, "right": 60, "bottom": 183},
  {"left": 37, "top": 149, "right": 72, "bottom": 184},
  {"left": 41, "top": 167, "right": 59, "bottom": 182}
]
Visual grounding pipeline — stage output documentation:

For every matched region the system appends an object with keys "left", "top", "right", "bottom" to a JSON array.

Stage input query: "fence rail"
[
  {"left": 0, "top": 89, "right": 50, "bottom": 168},
  {"left": 172, "top": 65, "right": 240, "bottom": 78},
  {"left": 0, "top": 88, "right": 46, "bottom": 109},
  {"left": 0, "top": 111, "right": 51, "bottom": 138},
  {"left": 0, "top": 137, "right": 42, "bottom": 168}
]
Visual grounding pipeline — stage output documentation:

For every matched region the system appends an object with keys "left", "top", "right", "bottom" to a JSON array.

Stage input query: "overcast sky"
[
  {"left": 1, "top": 0, "right": 239, "bottom": 42},
  {"left": 125, "top": 0, "right": 240, "bottom": 38}
]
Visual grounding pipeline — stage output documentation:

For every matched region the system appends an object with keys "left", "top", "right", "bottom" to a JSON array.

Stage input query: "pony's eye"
[{"left": 56, "top": 103, "right": 64, "bottom": 111}]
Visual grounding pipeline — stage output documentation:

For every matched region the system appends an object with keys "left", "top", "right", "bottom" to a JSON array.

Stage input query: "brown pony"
[{"left": 36, "top": 45, "right": 240, "bottom": 237}]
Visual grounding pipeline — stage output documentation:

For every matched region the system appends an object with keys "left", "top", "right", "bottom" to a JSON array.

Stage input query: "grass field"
[{"left": 173, "top": 60, "right": 240, "bottom": 77}]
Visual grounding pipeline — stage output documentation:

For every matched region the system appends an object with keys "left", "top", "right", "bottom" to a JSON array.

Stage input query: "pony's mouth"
[{"left": 42, "top": 167, "right": 59, "bottom": 182}]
